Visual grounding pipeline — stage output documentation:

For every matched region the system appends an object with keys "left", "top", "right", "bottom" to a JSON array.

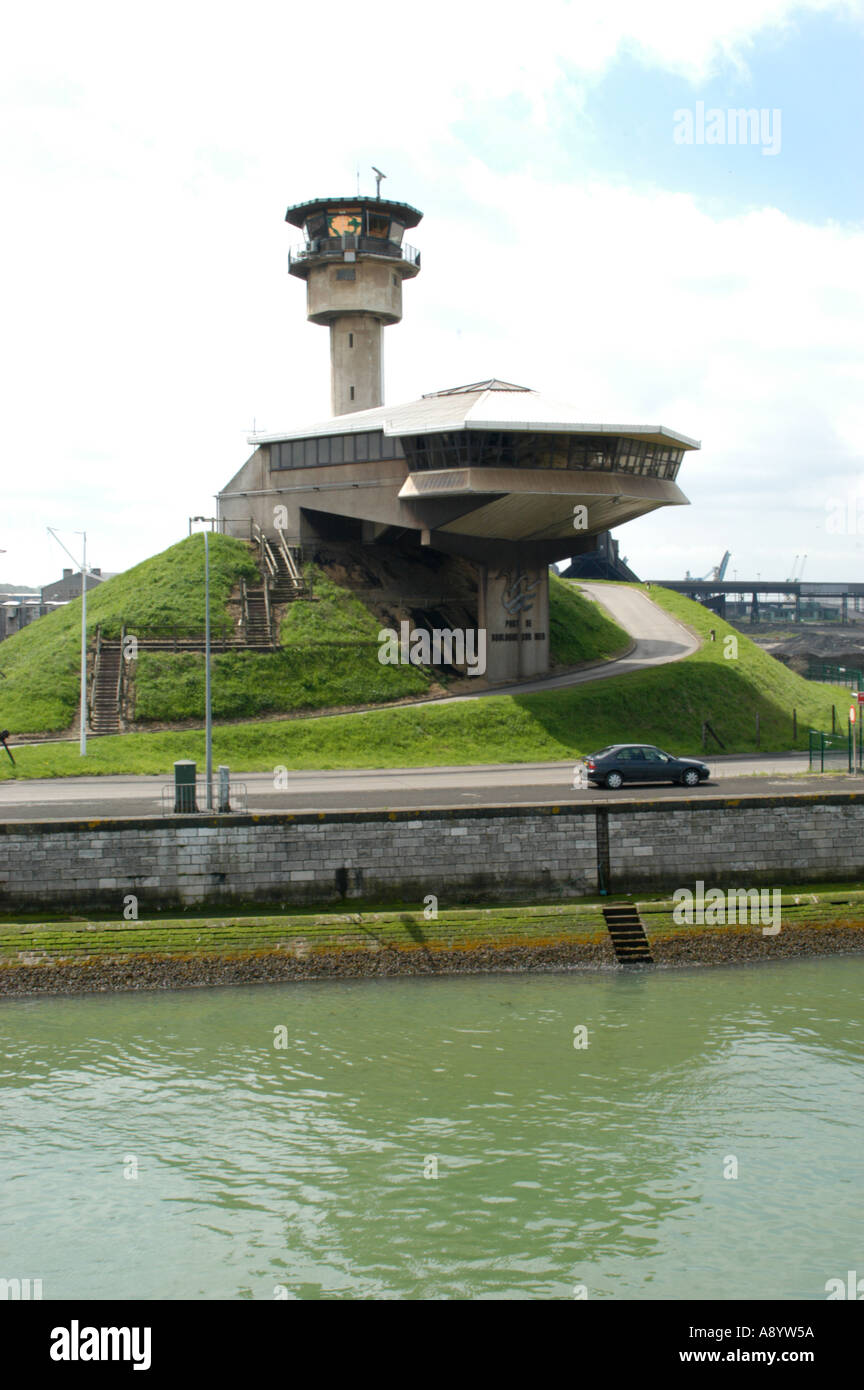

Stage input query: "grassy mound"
[
  {"left": 132, "top": 568, "right": 627, "bottom": 722},
  {"left": 0, "top": 533, "right": 629, "bottom": 734},
  {"left": 0, "top": 585, "right": 846, "bottom": 779},
  {"left": 0, "top": 534, "right": 258, "bottom": 733}
]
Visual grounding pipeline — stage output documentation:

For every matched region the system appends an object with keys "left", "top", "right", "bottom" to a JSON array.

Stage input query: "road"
[
  {"left": 415, "top": 580, "right": 700, "bottom": 701},
  {"left": 2, "top": 755, "right": 858, "bottom": 822},
  {"left": 3, "top": 585, "right": 842, "bottom": 822}
]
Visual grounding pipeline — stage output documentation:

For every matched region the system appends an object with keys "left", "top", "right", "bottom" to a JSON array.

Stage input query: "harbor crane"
[{"left": 685, "top": 550, "right": 731, "bottom": 583}]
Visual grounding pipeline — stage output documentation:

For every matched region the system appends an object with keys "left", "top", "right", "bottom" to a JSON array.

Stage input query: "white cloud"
[{"left": 0, "top": 0, "right": 861, "bottom": 584}]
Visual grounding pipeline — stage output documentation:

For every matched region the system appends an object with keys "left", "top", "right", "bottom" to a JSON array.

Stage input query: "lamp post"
[
  {"left": 47, "top": 528, "right": 90, "bottom": 756},
  {"left": 191, "top": 518, "right": 213, "bottom": 810}
]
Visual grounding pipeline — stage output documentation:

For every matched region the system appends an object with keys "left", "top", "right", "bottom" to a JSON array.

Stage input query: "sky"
[{"left": 2, "top": 0, "right": 863, "bottom": 586}]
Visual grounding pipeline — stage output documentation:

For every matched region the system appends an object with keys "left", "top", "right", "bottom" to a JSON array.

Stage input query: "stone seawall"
[{"left": 1, "top": 791, "right": 863, "bottom": 910}]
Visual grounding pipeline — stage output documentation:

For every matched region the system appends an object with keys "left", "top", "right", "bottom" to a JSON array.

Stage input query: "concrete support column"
[
  {"left": 330, "top": 313, "right": 383, "bottom": 416},
  {"left": 478, "top": 564, "right": 550, "bottom": 684}
]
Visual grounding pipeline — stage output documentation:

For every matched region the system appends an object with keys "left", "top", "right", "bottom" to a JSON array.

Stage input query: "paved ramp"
[{"left": 447, "top": 580, "right": 700, "bottom": 700}]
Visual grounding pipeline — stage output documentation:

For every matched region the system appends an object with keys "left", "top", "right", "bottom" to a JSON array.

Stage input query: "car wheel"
[
  {"left": 605, "top": 771, "right": 623, "bottom": 789},
  {"left": 681, "top": 768, "right": 700, "bottom": 787}
]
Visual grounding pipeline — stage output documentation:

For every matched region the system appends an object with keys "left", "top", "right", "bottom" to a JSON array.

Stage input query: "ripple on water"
[{"left": 1, "top": 958, "right": 862, "bottom": 1299}]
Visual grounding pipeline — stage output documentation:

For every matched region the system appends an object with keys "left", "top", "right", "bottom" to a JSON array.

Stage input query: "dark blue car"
[{"left": 584, "top": 744, "right": 710, "bottom": 790}]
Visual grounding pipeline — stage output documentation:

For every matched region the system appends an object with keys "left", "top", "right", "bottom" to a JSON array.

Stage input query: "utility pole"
[
  {"left": 204, "top": 527, "right": 212, "bottom": 810},
  {"left": 191, "top": 517, "right": 214, "bottom": 809},
  {"left": 47, "top": 527, "right": 92, "bottom": 756}
]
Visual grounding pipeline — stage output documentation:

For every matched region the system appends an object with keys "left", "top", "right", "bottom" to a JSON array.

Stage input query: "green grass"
[
  {"left": 131, "top": 569, "right": 625, "bottom": 722},
  {"left": 3, "top": 889, "right": 863, "bottom": 968},
  {"left": 548, "top": 571, "right": 630, "bottom": 663},
  {"left": 134, "top": 563, "right": 434, "bottom": 722},
  {"left": 0, "top": 534, "right": 258, "bottom": 733},
  {"left": 0, "top": 540, "right": 627, "bottom": 733},
  {"left": 0, "top": 582, "right": 845, "bottom": 780},
  {"left": 135, "top": 646, "right": 431, "bottom": 722}
]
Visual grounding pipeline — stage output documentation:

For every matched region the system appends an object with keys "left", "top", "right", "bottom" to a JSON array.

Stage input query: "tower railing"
[{"left": 288, "top": 239, "right": 420, "bottom": 270}]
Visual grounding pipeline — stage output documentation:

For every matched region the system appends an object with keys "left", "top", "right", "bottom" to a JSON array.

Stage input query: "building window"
[
  {"left": 336, "top": 268, "right": 356, "bottom": 281},
  {"left": 350, "top": 386, "right": 355, "bottom": 401},
  {"left": 349, "top": 333, "right": 354, "bottom": 348},
  {"left": 367, "top": 211, "right": 390, "bottom": 238}
]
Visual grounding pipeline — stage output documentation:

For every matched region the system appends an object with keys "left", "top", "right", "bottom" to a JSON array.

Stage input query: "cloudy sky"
[{"left": 2, "top": 0, "right": 863, "bottom": 586}]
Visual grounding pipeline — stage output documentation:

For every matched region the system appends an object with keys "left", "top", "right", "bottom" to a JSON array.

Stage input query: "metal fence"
[
  {"left": 809, "top": 729, "right": 856, "bottom": 772},
  {"left": 807, "top": 661, "right": 864, "bottom": 687}
]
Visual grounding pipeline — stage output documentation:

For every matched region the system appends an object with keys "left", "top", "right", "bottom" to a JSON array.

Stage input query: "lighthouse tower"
[{"left": 285, "top": 189, "right": 423, "bottom": 417}]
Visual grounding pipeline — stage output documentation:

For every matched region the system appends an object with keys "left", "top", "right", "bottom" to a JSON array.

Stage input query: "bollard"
[
  {"left": 218, "top": 765, "right": 231, "bottom": 813},
  {"left": 174, "top": 760, "right": 197, "bottom": 813}
]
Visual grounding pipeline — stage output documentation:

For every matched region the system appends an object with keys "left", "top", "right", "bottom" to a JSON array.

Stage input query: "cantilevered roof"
[
  {"left": 248, "top": 382, "right": 701, "bottom": 451},
  {"left": 284, "top": 196, "right": 423, "bottom": 229}
]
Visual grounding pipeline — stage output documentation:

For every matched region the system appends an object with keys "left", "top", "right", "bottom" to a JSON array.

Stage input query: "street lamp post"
[
  {"left": 47, "top": 528, "right": 90, "bottom": 756},
  {"left": 204, "top": 528, "right": 212, "bottom": 810},
  {"left": 191, "top": 518, "right": 213, "bottom": 810}
]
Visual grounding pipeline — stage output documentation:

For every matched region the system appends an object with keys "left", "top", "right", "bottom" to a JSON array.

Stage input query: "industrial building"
[{"left": 217, "top": 191, "right": 700, "bottom": 683}]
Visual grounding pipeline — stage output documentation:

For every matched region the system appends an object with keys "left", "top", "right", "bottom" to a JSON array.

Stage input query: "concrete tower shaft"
[{"left": 286, "top": 195, "right": 422, "bottom": 417}]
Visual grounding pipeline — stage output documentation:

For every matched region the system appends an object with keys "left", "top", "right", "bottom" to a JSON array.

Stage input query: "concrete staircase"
[
  {"left": 243, "top": 586, "right": 272, "bottom": 645},
  {"left": 601, "top": 904, "right": 654, "bottom": 964},
  {"left": 270, "top": 528, "right": 308, "bottom": 601},
  {"left": 90, "top": 643, "right": 122, "bottom": 734}
]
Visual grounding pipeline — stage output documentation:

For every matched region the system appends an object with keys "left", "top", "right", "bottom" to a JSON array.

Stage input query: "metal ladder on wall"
[{"left": 601, "top": 904, "right": 654, "bottom": 964}]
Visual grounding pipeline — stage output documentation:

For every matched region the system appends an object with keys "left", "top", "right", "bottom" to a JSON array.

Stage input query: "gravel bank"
[{"left": 1, "top": 924, "right": 863, "bottom": 997}]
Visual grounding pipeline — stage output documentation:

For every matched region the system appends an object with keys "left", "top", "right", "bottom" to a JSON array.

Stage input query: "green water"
[{"left": 1, "top": 958, "right": 863, "bottom": 1300}]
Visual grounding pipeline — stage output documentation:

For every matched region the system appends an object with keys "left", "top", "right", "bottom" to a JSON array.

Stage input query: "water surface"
[{"left": 2, "top": 958, "right": 862, "bottom": 1300}]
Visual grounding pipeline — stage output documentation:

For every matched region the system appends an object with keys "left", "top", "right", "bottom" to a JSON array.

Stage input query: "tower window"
[
  {"left": 336, "top": 268, "right": 356, "bottom": 281},
  {"left": 350, "top": 386, "right": 355, "bottom": 401},
  {"left": 392, "top": 273, "right": 397, "bottom": 286},
  {"left": 349, "top": 333, "right": 354, "bottom": 348}
]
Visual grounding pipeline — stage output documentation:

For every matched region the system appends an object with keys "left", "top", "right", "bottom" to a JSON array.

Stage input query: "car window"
[
  {"left": 617, "top": 748, "right": 638, "bottom": 761},
  {"left": 642, "top": 748, "right": 669, "bottom": 763}
]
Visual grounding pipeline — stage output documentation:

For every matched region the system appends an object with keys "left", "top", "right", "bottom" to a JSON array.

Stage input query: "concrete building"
[
  {"left": 41, "top": 567, "right": 108, "bottom": 604},
  {"left": 0, "top": 569, "right": 114, "bottom": 644},
  {"left": 217, "top": 192, "right": 700, "bottom": 683},
  {"left": 0, "top": 594, "right": 46, "bottom": 641}
]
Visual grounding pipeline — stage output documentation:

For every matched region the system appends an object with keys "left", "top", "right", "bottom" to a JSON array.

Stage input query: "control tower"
[{"left": 286, "top": 193, "right": 423, "bottom": 417}]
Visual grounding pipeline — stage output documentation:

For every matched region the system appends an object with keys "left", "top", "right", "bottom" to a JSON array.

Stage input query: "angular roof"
[
  {"left": 284, "top": 196, "right": 423, "bottom": 229},
  {"left": 248, "top": 381, "right": 701, "bottom": 451}
]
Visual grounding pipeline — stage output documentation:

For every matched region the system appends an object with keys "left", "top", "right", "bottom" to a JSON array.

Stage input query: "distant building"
[
  {"left": 0, "top": 568, "right": 115, "bottom": 644},
  {"left": 41, "top": 567, "right": 110, "bottom": 604},
  {"left": 0, "top": 595, "right": 48, "bottom": 641}
]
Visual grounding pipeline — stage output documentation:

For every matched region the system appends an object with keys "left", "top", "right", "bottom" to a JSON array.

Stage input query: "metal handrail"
[
  {"left": 274, "top": 527, "right": 303, "bottom": 585},
  {"left": 288, "top": 238, "right": 420, "bottom": 270},
  {"left": 89, "top": 624, "right": 101, "bottom": 722},
  {"left": 115, "top": 623, "right": 125, "bottom": 721}
]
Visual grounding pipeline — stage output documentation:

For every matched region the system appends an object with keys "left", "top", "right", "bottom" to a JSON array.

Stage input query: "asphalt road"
[
  {"left": 416, "top": 580, "right": 700, "bottom": 701},
  {"left": 4, "top": 586, "right": 844, "bottom": 822},
  {"left": 2, "top": 755, "right": 859, "bottom": 822}
]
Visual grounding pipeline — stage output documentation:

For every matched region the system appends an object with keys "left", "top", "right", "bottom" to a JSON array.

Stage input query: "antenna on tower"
[
  {"left": 356, "top": 165, "right": 360, "bottom": 195},
  {"left": 372, "top": 166, "right": 386, "bottom": 198}
]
